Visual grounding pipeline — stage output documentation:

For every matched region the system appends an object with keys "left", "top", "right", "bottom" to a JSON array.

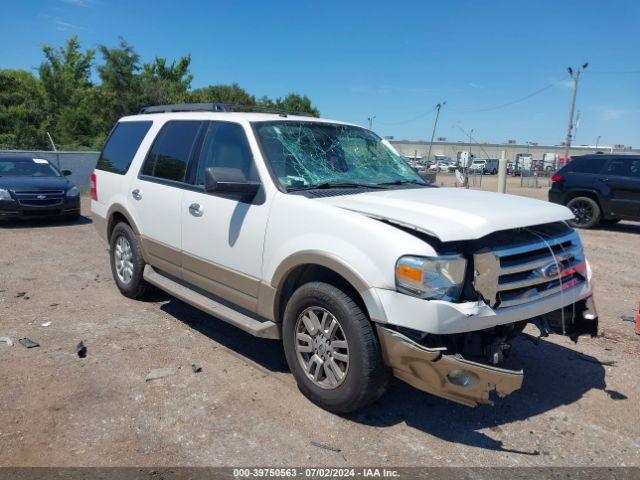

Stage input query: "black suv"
[
  {"left": 0, "top": 156, "right": 81, "bottom": 221},
  {"left": 549, "top": 154, "right": 640, "bottom": 228}
]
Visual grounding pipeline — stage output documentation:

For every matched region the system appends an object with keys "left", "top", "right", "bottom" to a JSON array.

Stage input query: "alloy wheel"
[
  {"left": 294, "top": 306, "right": 349, "bottom": 390},
  {"left": 114, "top": 235, "right": 134, "bottom": 284}
]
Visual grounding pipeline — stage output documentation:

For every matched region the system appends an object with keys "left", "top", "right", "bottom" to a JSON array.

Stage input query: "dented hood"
[{"left": 317, "top": 187, "right": 574, "bottom": 242}]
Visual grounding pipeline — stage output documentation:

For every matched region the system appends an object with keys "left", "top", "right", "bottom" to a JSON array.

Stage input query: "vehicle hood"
[
  {"left": 0, "top": 176, "right": 72, "bottom": 191},
  {"left": 315, "top": 187, "right": 574, "bottom": 242}
]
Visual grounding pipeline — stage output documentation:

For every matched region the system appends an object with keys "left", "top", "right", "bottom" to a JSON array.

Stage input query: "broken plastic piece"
[
  {"left": 145, "top": 367, "right": 178, "bottom": 382},
  {"left": 76, "top": 341, "right": 87, "bottom": 358},
  {"left": 191, "top": 364, "right": 202, "bottom": 373},
  {"left": 0, "top": 336, "right": 13, "bottom": 347},
  {"left": 18, "top": 338, "right": 39, "bottom": 348}
]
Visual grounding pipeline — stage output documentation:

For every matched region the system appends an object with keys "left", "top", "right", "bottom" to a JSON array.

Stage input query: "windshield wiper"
[
  {"left": 287, "top": 182, "right": 387, "bottom": 192},
  {"left": 377, "top": 179, "right": 428, "bottom": 186}
]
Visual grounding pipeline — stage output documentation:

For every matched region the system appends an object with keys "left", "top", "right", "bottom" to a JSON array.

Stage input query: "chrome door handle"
[
  {"left": 132, "top": 189, "right": 142, "bottom": 200},
  {"left": 188, "top": 203, "right": 204, "bottom": 217}
]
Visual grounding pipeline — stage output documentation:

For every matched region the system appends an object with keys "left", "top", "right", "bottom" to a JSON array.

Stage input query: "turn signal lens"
[{"left": 396, "top": 263, "right": 422, "bottom": 282}]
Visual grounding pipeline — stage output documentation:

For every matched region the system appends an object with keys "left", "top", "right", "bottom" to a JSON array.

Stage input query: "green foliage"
[{"left": 0, "top": 36, "right": 319, "bottom": 151}]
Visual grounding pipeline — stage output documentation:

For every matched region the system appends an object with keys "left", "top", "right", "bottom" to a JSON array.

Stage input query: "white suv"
[{"left": 91, "top": 103, "right": 598, "bottom": 412}]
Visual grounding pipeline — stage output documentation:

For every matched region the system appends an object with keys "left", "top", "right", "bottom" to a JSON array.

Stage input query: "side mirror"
[
  {"left": 62, "top": 170, "right": 72, "bottom": 176},
  {"left": 204, "top": 167, "right": 260, "bottom": 199}
]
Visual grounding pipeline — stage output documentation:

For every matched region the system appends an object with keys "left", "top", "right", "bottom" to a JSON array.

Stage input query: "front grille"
[
  {"left": 14, "top": 190, "right": 65, "bottom": 207},
  {"left": 473, "top": 226, "right": 587, "bottom": 309}
]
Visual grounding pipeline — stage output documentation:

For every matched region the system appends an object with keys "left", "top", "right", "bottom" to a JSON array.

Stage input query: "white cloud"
[
  {"left": 601, "top": 108, "right": 627, "bottom": 121},
  {"left": 55, "top": 19, "right": 85, "bottom": 31}
]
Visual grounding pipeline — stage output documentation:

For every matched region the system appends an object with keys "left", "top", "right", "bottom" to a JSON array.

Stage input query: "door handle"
[
  {"left": 188, "top": 203, "right": 204, "bottom": 217},
  {"left": 132, "top": 189, "right": 142, "bottom": 200}
]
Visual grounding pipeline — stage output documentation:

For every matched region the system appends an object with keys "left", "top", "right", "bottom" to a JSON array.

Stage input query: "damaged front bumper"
[{"left": 376, "top": 325, "right": 523, "bottom": 407}]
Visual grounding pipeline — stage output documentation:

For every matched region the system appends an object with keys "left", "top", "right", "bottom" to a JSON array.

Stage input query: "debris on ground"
[
  {"left": 191, "top": 364, "right": 202, "bottom": 373},
  {"left": 145, "top": 367, "right": 178, "bottom": 382},
  {"left": 620, "top": 315, "right": 635, "bottom": 323},
  {"left": 41, "top": 322, "right": 52, "bottom": 327},
  {"left": 0, "top": 336, "right": 13, "bottom": 347},
  {"left": 16, "top": 292, "right": 30, "bottom": 300},
  {"left": 310, "top": 441, "right": 341, "bottom": 453},
  {"left": 18, "top": 338, "right": 39, "bottom": 348},
  {"left": 76, "top": 341, "right": 87, "bottom": 358}
]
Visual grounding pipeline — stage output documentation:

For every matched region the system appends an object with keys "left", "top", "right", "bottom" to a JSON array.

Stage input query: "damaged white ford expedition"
[{"left": 91, "top": 103, "right": 598, "bottom": 413}]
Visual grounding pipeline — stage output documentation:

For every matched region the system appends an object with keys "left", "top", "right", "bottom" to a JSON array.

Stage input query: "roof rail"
[{"left": 138, "top": 103, "right": 316, "bottom": 117}]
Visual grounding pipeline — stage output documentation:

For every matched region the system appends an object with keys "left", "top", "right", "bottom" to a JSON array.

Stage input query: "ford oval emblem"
[
  {"left": 37, "top": 194, "right": 47, "bottom": 200},
  {"left": 540, "top": 262, "right": 562, "bottom": 278}
]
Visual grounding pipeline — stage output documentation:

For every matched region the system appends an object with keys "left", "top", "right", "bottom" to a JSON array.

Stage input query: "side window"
[
  {"left": 141, "top": 121, "right": 203, "bottom": 182},
  {"left": 605, "top": 158, "right": 633, "bottom": 177},
  {"left": 569, "top": 156, "right": 605, "bottom": 174},
  {"left": 196, "top": 122, "right": 257, "bottom": 185},
  {"left": 97, "top": 121, "right": 152, "bottom": 174}
]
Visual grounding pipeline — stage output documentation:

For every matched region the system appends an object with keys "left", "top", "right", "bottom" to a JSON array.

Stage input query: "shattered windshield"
[{"left": 253, "top": 121, "right": 425, "bottom": 190}]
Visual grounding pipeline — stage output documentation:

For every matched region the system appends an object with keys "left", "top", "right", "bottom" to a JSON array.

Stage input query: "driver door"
[{"left": 180, "top": 121, "right": 270, "bottom": 313}]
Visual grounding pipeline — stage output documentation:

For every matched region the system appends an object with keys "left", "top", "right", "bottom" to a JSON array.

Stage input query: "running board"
[{"left": 143, "top": 266, "right": 280, "bottom": 339}]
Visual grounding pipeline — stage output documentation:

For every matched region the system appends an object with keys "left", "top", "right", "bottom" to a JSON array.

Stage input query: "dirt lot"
[{"left": 1, "top": 184, "right": 639, "bottom": 467}]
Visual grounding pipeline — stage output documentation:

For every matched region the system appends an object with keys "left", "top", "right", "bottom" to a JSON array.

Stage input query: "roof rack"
[{"left": 138, "top": 103, "right": 316, "bottom": 117}]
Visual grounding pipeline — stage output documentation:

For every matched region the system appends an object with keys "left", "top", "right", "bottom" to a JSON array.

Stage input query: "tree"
[
  {"left": 141, "top": 55, "right": 193, "bottom": 105},
  {"left": 0, "top": 69, "right": 48, "bottom": 149},
  {"left": 188, "top": 83, "right": 256, "bottom": 105}
]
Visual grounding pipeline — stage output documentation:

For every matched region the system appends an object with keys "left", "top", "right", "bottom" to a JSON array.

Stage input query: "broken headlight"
[
  {"left": 0, "top": 188, "right": 11, "bottom": 201},
  {"left": 395, "top": 255, "right": 467, "bottom": 301}
]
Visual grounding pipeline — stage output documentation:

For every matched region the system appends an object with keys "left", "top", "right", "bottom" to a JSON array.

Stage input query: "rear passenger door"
[
  {"left": 180, "top": 121, "right": 269, "bottom": 313},
  {"left": 130, "top": 120, "right": 204, "bottom": 278},
  {"left": 601, "top": 157, "right": 640, "bottom": 218}
]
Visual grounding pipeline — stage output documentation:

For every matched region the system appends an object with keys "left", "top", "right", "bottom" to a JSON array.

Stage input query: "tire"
[
  {"left": 566, "top": 196, "right": 601, "bottom": 229},
  {"left": 109, "top": 222, "right": 153, "bottom": 298},
  {"left": 599, "top": 218, "right": 621, "bottom": 226},
  {"left": 282, "top": 282, "right": 390, "bottom": 413}
]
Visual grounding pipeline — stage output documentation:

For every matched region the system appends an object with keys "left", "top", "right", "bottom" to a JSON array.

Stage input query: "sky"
[{"left": 1, "top": 0, "right": 639, "bottom": 147}]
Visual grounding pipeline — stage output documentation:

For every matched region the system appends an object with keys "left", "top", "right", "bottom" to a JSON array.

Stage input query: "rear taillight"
[
  {"left": 551, "top": 173, "right": 563, "bottom": 183},
  {"left": 90, "top": 172, "right": 97, "bottom": 201}
]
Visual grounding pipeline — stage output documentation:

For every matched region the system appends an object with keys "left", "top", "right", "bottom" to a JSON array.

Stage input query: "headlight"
[
  {"left": 0, "top": 188, "right": 11, "bottom": 201},
  {"left": 66, "top": 186, "right": 79, "bottom": 197},
  {"left": 395, "top": 255, "right": 467, "bottom": 301}
]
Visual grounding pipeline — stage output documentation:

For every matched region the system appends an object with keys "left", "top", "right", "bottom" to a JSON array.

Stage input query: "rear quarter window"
[
  {"left": 96, "top": 121, "right": 153, "bottom": 175},
  {"left": 565, "top": 156, "right": 606, "bottom": 174}
]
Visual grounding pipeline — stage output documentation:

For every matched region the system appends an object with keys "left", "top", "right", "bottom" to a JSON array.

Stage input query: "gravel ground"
[{"left": 0, "top": 188, "right": 639, "bottom": 467}]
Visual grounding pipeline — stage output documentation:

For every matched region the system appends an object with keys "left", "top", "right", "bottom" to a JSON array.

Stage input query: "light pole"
[
  {"left": 367, "top": 115, "right": 376, "bottom": 130},
  {"left": 596, "top": 135, "right": 601, "bottom": 149},
  {"left": 564, "top": 63, "right": 588, "bottom": 160},
  {"left": 464, "top": 128, "right": 474, "bottom": 188},
  {"left": 426, "top": 101, "right": 446, "bottom": 165}
]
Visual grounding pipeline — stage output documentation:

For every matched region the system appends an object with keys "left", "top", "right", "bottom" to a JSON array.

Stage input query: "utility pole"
[
  {"left": 464, "top": 128, "right": 473, "bottom": 188},
  {"left": 426, "top": 101, "right": 446, "bottom": 165},
  {"left": 564, "top": 63, "right": 588, "bottom": 160},
  {"left": 367, "top": 115, "right": 376, "bottom": 130},
  {"left": 596, "top": 135, "right": 601, "bottom": 149}
]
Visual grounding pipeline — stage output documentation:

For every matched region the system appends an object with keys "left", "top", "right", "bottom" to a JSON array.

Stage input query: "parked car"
[
  {"left": 0, "top": 156, "right": 80, "bottom": 221},
  {"left": 428, "top": 161, "right": 451, "bottom": 173},
  {"left": 549, "top": 153, "right": 640, "bottom": 228},
  {"left": 92, "top": 103, "right": 597, "bottom": 413},
  {"left": 469, "top": 158, "right": 499, "bottom": 174}
]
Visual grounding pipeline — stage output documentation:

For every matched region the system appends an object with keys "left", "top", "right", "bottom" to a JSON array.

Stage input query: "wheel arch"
[
  {"left": 270, "top": 251, "right": 380, "bottom": 324},
  {"left": 107, "top": 204, "right": 140, "bottom": 239}
]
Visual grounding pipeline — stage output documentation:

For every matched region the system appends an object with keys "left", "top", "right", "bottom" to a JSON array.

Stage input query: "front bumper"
[
  {"left": 377, "top": 325, "right": 523, "bottom": 407},
  {"left": 0, "top": 197, "right": 80, "bottom": 219}
]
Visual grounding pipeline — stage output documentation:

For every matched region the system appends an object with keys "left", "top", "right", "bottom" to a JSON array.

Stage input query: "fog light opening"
[{"left": 447, "top": 369, "right": 479, "bottom": 388}]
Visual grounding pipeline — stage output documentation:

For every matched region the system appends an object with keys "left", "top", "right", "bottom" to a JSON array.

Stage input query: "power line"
[{"left": 448, "top": 81, "right": 560, "bottom": 113}]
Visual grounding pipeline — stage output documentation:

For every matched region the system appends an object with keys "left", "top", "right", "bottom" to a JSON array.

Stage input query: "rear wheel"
[
  {"left": 566, "top": 196, "right": 601, "bottom": 229},
  {"left": 109, "top": 222, "right": 153, "bottom": 298},
  {"left": 282, "top": 282, "right": 389, "bottom": 413}
]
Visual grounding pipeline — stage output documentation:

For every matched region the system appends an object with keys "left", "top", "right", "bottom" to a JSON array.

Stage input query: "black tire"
[
  {"left": 282, "top": 282, "right": 390, "bottom": 413},
  {"left": 599, "top": 218, "right": 621, "bottom": 226},
  {"left": 566, "top": 196, "right": 601, "bottom": 229},
  {"left": 109, "top": 222, "right": 153, "bottom": 298}
]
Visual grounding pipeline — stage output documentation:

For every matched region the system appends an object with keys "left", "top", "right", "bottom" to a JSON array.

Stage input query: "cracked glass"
[{"left": 253, "top": 121, "right": 425, "bottom": 190}]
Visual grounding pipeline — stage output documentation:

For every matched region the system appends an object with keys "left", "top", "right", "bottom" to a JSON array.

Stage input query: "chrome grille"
[
  {"left": 473, "top": 228, "right": 587, "bottom": 309},
  {"left": 14, "top": 190, "right": 65, "bottom": 207}
]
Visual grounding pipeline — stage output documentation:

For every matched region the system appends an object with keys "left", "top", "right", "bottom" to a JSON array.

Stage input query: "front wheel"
[
  {"left": 282, "top": 282, "right": 390, "bottom": 413},
  {"left": 566, "top": 196, "right": 601, "bottom": 229}
]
